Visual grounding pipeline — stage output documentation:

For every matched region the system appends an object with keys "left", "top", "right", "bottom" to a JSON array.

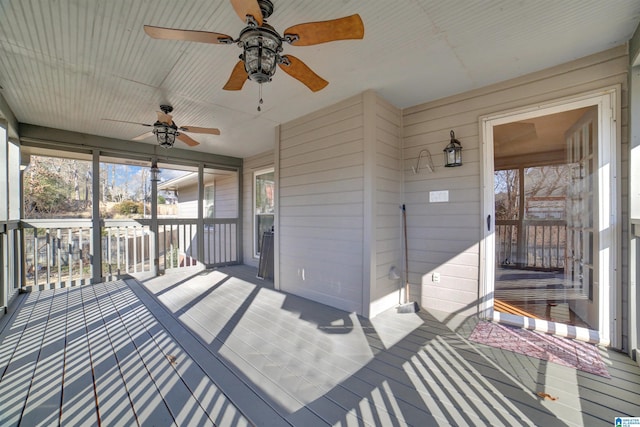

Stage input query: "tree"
[
  {"left": 494, "top": 165, "right": 570, "bottom": 221},
  {"left": 495, "top": 169, "right": 519, "bottom": 220},
  {"left": 23, "top": 156, "right": 72, "bottom": 217}
]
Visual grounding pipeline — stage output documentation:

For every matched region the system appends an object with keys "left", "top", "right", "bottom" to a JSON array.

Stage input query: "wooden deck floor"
[{"left": 0, "top": 265, "right": 639, "bottom": 426}]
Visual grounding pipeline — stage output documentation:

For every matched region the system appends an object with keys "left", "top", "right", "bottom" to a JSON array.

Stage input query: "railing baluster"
[
  {"left": 67, "top": 228, "right": 73, "bottom": 286},
  {"left": 116, "top": 226, "right": 121, "bottom": 276},
  {"left": 33, "top": 228, "right": 38, "bottom": 288},
  {"left": 133, "top": 226, "right": 138, "bottom": 273},
  {"left": 125, "top": 226, "right": 130, "bottom": 273},
  {"left": 182, "top": 223, "right": 187, "bottom": 267},
  {"left": 79, "top": 227, "right": 84, "bottom": 284},
  {"left": 189, "top": 223, "right": 193, "bottom": 266},
  {"left": 224, "top": 224, "right": 228, "bottom": 263},
  {"left": 89, "top": 224, "right": 94, "bottom": 282},
  {"left": 176, "top": 224, "right": 180, "bottom": 268},
  {"left": 540, "top": 225, "right": 547, "bottom": 268},
  {"left": 46, "top": 229, "right": 51, "bottom": 289},
  {"left": 56, "top": 228, "right": 62, "bottom": 288},
  {"left": 107, "top": 227, "right": 112, "bottom": 280}
]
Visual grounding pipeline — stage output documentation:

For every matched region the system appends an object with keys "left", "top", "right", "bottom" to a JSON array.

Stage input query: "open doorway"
[
  {"left": 481, "top": 88, "right": 620, "bottom": 346},
  {"left": 493, "top": 106, "right": 596, "bottom": 329}
]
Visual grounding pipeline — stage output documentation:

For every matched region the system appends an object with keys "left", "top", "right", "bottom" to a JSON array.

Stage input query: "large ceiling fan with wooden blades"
[
  {"left": 144, "top": 0, "right": 364, "bottom": 93},
  {"left": 104, "top": 105, "right": 220, "bottom": 148}
]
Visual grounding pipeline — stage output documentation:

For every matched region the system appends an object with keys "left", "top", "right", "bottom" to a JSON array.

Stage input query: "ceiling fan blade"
[
  {"left": 132, "top": 131, "right": 154, "bottom": 141},
  {"left": 230, "top": 0, "right": 263, "bottom": 26},
  {"left": 223, "top": 61, "right": 249, "bottom": 91},
  {"left": 144, "top": 25, "right": 233, "bottom": 44},
  {"left": 156, "top": 111, "right": 173, "bottom": 125},
  {"left": 180, "top": 126, "right": 221, "bottom": 135},
  {"left": 279, "top": 55, "right": 328, "bottom": 92},
  {"left": 102, "top": 118, "right": 153, "bottom": 127},
  {"left": 284, "top": 14, "right": 364, "bottom": 46},
  {"left": 177, "top": 133, "right": 200, "bottom": 147}
]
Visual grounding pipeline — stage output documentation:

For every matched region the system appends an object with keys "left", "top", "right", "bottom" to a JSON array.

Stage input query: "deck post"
[
  {"left": 197, "top": 164, "right": 204, "bottom": 265},
  {"left": 151, "top": 157, "right": 159, "bottom": 276},
  {"left": 91, "top": 150, "right": 102, "bottom": 284}
]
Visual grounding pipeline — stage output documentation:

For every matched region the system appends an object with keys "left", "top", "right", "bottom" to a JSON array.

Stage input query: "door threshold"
[{"left": 492, "top": 310, "right": 609, "bottom": 347}]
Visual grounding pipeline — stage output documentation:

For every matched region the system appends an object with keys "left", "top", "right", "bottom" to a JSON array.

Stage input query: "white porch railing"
[
  {"left": 496, "top": 219, "right": 566, "bottom": 270},
  {"left": 20, "top": 218, "right": 239, "bottom": 289},
  {"left": 22, "top": 219, "right": 95, "bottom": 289}
]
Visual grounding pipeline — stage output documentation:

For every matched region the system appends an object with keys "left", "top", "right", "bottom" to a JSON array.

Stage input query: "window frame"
[{"left": 253, "top": 167, "right": 275, "bottom": 258}]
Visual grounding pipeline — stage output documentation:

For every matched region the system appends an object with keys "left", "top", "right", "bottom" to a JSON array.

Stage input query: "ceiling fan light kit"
[
  {"left": 153, "top": 104, "right": 179, "bottom": 148},
  {"left": 154, "top": 122, "right": 179, "bottom": 148},
  {"left": 239, "top": 23, "right": 282, "bottom": 85},
  {"left": 143, "top": 0, "right": 364, "bottom": 97},
  {"left": 103, "top": 103, "right": 220, "bottom": 148}
]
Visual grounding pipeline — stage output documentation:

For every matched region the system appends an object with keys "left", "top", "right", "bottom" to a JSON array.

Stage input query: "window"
[
  {"left": 254, "top": 168, "right": 274, "bottom": 257},
  {"left": 204, "top": 184, "right": 215, "bottom": 218}
]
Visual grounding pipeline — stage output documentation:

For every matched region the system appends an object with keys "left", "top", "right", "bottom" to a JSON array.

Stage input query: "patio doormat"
[{"left": 468, "top": 321, "right": 610, "bottom": 378}]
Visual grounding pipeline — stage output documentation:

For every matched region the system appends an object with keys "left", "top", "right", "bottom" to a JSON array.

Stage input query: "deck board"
[
  {"left": 1, "top": 290, "right": 51, "bottom": 426},
  {"left": 0, "top": 265, "right": 639, "bottom": 426},
  {"left": 59, "top": 287, "right": 100, "bottom": 426},
  {"left": 81, "top": 284, "right": 140, "bottom": 426},
  {"left": 98, "top": 281, "right": 215, "bottom": 427},
  {"left": 21, "top": 289, "right": 68, "bottom": 426}
]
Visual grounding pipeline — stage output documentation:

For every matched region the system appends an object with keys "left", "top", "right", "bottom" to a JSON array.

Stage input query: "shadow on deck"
[{"left": 0, "top": 264, "right": 638, "bottom": 426}]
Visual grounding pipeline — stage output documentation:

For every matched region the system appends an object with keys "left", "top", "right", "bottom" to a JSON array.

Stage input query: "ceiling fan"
[
  {"left": 143, "top": 0, "right": 364, "bottom": 93},
  {"left": 104, "top": 105, "right": 220, "bottom": 148}
]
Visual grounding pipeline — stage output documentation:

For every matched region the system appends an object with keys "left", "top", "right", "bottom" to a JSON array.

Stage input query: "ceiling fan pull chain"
[{"left": 257, "top": 83, "right": 264, "bottom": 112}]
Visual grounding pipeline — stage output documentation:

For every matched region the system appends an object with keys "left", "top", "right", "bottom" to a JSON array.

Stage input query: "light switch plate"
[{"left": 429, "top": 190, "right": 449, "bottom": 203}]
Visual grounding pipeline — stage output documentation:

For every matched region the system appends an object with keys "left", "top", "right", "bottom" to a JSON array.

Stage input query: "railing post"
[
  {"left": 151, "top": 157, "right": 159, "bottom": 276},
  {"left": 0, "top": 228, "right": 5, "bottom": 309},
  {"left": 91, "top": 150, "right": 102, "bottom": 284},
  {"left": 197, "top": 164, "right": 204, "bottom": 265}
]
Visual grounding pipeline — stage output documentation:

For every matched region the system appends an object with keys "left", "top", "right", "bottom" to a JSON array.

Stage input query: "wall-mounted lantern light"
[{"left": 444, "top": 130, "right": 462, "bottom": 167}]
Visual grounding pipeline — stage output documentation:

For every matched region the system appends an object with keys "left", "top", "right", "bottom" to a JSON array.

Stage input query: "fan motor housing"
[{"left": 257, "top": 0, "right": 274, "bottom": 19}]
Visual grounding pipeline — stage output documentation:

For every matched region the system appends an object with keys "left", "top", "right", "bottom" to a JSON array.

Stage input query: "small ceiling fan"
[
  {"left": 143, "top": 0, "right": 364, "bottom": 93},
  {"left": 104, "top": 105, "right": 220, "bottom": 148}
]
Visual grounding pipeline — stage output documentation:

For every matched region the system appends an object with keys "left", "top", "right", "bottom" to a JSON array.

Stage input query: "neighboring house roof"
[{"left": 157, "top": 172, "right": 199, "bottom": 192}]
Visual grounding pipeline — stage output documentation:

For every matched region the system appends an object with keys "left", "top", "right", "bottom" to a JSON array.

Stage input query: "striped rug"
[{"left": 469, "top": 321, "right": 610, "bottom": 378}]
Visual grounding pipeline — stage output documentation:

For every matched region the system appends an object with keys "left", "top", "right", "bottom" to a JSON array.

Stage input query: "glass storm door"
[{"left": 565, "top": 108, "right": 599, "bottom": 329}]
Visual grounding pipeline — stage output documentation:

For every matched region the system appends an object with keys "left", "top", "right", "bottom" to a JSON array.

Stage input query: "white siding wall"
[
  {"left": 370, "top": 95, "right": 403, "bottom": 317},
  {"left": 177, "top": 183, "right": 198, "bottom": 218},
  {"left": 215, "top": 174, "right": 238, "bottom": 219},
  {"left": 279, "top": 95, "right": 365, "bottom": 313},
  {"left": 242, "top": 150, "right": 274, "bottom": 268},
  {"left": 402, "top": 46, "right": 629, "bottom": 329}
]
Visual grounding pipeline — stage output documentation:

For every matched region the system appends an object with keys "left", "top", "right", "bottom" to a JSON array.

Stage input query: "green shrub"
[{"left": 115, "top": 200, "right": 143, "bottom": 215}]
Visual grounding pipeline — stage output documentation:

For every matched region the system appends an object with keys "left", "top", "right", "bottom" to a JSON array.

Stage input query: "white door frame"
[{"left": 479, "top": 86, "right": 621, "bottom": 348}]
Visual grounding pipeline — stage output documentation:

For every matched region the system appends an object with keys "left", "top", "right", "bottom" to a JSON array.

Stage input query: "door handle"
[{"left": 487, "top": 214, "right": 491, "bottom": 231}]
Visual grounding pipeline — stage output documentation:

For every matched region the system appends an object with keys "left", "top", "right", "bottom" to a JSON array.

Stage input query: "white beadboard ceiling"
[{"left": 0, "top": 0, "right": 638, "bottom": 159}]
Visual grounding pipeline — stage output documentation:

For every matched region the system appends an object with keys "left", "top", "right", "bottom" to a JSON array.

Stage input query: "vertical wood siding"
[
  {"left": 401, "top": 46, "right": 629, "bottom": 336},
  {"left": 242, "top": 151, "right": 274, "bottom": 268},
  {"left": 279, "top": 95, "right": 365, "bottom": 313}
]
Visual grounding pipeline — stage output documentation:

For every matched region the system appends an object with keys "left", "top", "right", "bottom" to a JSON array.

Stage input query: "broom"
[{"left": 397, "top": 204, "right": 420, "bottom": 313}]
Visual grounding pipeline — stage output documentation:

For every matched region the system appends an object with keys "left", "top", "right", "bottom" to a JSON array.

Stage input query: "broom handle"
[{"left": 402, "top": 204, "right": 409, "bottom": 303}]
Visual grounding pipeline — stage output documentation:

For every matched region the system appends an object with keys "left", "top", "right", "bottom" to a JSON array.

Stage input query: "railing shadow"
[{"left": 136, "top": 268, "right": 576, "bottom": 426}]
